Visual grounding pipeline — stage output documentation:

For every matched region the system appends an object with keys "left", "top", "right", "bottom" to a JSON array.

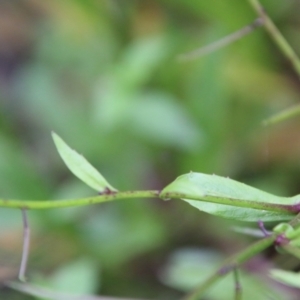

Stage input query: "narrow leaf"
[
  {"left": 270, "top": 269, "right": 300, "bottom": 288},
  {"left": 52, "top": 132, "right": 117, "bottom": 193},
  {"left": 160, "top": 172, "right": 297, "bottom": 222}
]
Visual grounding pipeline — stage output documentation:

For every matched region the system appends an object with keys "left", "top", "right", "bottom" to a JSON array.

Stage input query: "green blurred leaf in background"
[{"left": 1, "top": 0, "right": 300, "bottom": 299}]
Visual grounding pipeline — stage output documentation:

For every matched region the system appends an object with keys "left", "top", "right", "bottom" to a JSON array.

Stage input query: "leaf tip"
[
  {"left": 51, "top": 131, "right": 62, "bottom": 146},
  {"left": 51, "top": 131, "right": 118, "bottom": 193}
]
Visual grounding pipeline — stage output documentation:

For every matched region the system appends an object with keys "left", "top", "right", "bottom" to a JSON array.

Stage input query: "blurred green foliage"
[{"left": 1, "top": 0, "right": 300, "bottom": 299}]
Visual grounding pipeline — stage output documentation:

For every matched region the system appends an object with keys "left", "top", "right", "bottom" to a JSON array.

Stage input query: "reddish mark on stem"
[
  {"left": 218, "top": 264, "right": 236, "bottom": 275},
  {"left": 290, "top": 202, "right": 300, "bottom": 213},
  {"left": 258, "top": 220, "right": 290, "bottom": 247},
  {"left": 98, "top": 187, "right": 117, "bottom": 195},
  {"left": 258, "top": 220, "right": 270, "bottom": 237},
  {"left": 275, "top": 234, "right": 289, "bottom": 247}
]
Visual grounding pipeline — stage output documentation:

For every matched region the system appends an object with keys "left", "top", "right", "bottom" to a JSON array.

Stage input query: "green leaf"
[
  {"left": 161, "top": 248, "right": 286, "bottom": 300},
  {"left": 270, "top": 269, "right": 300, "bottom": 288},
  {"left": 273, "top": 223, "right": 294, "bottom": 235},
  {"left": 129, "top": 92, "right": 202, "bottom": 150},
  {"left": 160, "top": 172, "right": 296, "bottom": 222},
  {"left": 47, "top": 259, "right": 98, "bottom": 294},
  {"left": 273, "top": 223, "right": 300, "bottom": 241},
  {"left": 290, "top": 238, "right": 300, "bottom": 248},
  {"left": 52, "top": 132, "right": 117, "bottom": 193}
]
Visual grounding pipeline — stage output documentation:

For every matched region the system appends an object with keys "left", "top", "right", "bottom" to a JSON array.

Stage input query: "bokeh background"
[{"left": 1, "top": 0, "right": 300, "bottom": 299}]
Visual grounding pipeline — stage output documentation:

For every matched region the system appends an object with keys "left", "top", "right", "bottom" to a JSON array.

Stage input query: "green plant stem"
[
  {"left": 0, "top": 189, "right": 298, "bottom": 216},
  {"left": 161, "top": 191, "right": 297, "bottom": 216},
  {"left": 178, "top": 18, "right": 263, "bottom": 61},
  {"left": 182, "top": 234, "right": 277, "bottom": 300},
  {"left": 263, "top": 104, "right": 300, "bottom": 126},
  {"left": 233, "top": 268, "right": 242, "bottom": 300},
  {"left": 19, "top": 209, "right": 30, "bottom": 282},
  {"left": 183, "top": 212, "right": 300, "bottom": 300},
  {"left": 0, "top": 190, "right": 159, "bottom": 210},
  {"left": 248, "top": 0, "right": 300, "bottom": 77}
]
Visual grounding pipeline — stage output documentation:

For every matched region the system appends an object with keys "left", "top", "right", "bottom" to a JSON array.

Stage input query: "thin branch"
[
  {"left": 19, "top": 209, "right": 30, "bottom": 282},
  {"left": 258, "top": 220, "right": 271, "bottom": 237},
  {"left": 231, "top": 226, "right": 266, "bottom": 238},
  {"left": 248, "top": 0, "right": 300, "bottom": 78},
  {"left": 233, "top": 268, "right": 242, "bottom": 300},
  {"left": 183, "top": 212, "right": 300, "bottom": 300},
  {"left": 178, "top": 18, "right": 263, "bottom": 61},
  {"left": 182, "top": 234, "right": 276, "bottom": 300},
  {"left": 1, "top": 168, "right": 300, "bottom": 216},
  {"left": 263, "top": 104, "right": 300, "bottom": 126},
  {"left": 162, "top": 191, "right": 298, "bottom": 216},
  {"left": 0, "top": 189, "right": 299, "bottom": 218},
  {"left": 0, "top": 190, "right": 159, "bottom": 210}
]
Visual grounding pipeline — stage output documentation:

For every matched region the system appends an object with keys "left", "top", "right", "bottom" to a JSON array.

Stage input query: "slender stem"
[
  {"left": 263, "top": 104, "right": 300, "bottom": 126},
  {"left": 183, "top": 213, "right": 300, "bottom": 300},
  {"left": 183, "top": 235, "right": 277, "bottom": 300},
  {"left": 0, "top": 189, "right": 298, "bottom": 217},
  {"left": 178, "top": 18, "right": 263, "bottom": 61},
  {"left": 248, "top": 0, "right": 300, "bottom": 77},
  {"left": 258, "top": 220, "right": 271, "bottom": 236},
  {"left": 233, "top": 268, "right": 242, "bottom": 300},
  {"left": 0, "top": 190, "right": 159, "bottom": 210},
  {"left": 163, "top": 191, "right": 297, "bottom": 215},
  {"left": 19, "top": 209, "right": 30, "bottom": 281}
]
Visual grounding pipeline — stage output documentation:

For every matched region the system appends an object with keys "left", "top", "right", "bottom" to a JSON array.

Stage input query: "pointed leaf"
[
  {"left": 270, "top": 269, "right": 300, "bottom": 288},
  {"left": 52, "top": 132, "right": 117, "bottom": 193},
  {"left": 160, "top": 172, "right": 296, "bottom": 222}
]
